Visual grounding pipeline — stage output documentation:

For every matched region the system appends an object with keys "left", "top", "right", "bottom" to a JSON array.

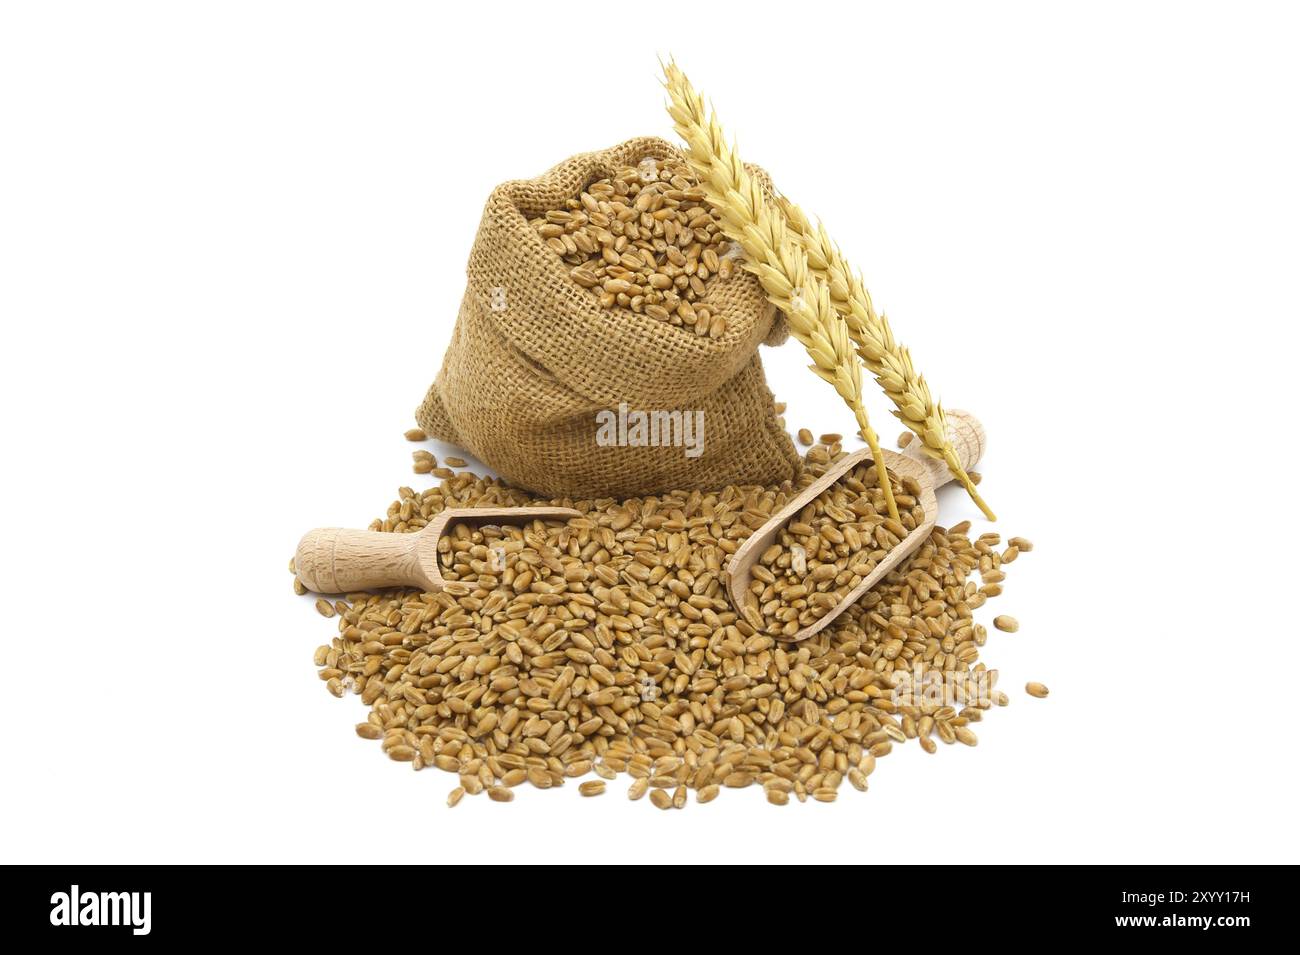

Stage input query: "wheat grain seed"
[
  {"left": 1026, "top": 682, "right": 1050, "bottom": 699},
  {"left": 404, "top": 428, "right": 427, "bottom": 441},
  {"left": 994, "top": 615, "right": 1019, "bottom": 632},
  {"left": 579, "top": 780, "right": 606, "bottom": 797}
]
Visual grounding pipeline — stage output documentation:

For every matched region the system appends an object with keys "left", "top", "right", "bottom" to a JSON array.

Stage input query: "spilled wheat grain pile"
[{"left": 300, "top": 439, "right": 1032, "bottom": 808}]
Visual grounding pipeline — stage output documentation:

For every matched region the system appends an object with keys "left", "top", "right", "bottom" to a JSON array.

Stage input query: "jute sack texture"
[{"left": 417, "top": 136, "right": 799, "bottom": 500}]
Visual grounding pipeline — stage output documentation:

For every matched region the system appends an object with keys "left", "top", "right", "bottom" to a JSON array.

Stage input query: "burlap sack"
[{"left": 416, "top": 136, "right": 799, "bottom": 500}]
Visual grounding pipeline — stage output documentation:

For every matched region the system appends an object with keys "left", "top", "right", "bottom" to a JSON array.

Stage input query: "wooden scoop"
[
  {"left": 727, "top": 410, "right": 986, "bottom": 643},
  {"left": 294, "top": 506, "right": 583, "bottom": 594}
]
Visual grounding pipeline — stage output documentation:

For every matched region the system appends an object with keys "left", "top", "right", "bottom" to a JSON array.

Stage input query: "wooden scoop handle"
[
  {"left": 294, "top": 527, "right": 438, "bottom": 593},
  {"left": 898, "top": 409, "right": 987, "bottom": 490}
]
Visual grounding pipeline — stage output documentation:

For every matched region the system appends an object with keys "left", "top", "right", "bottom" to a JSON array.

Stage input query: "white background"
[{"left": 3, "top": 1, "right": 1297, "bottom": 864}]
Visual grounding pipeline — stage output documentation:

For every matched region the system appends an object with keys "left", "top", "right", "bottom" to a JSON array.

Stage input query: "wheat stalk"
[
  {"left": 662, "top": 61, "right": 899, "bottom": 523},
  {"left": 778, "top": 199, "right": 995, "bottom": 519}
]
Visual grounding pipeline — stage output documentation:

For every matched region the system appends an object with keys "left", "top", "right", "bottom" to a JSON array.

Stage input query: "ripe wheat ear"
[
  {"left": 778, "top": 199, "right": 994, "bottom": 519},
  {"left": 662, "top": 61, "right": 900, "bottom": 523}
]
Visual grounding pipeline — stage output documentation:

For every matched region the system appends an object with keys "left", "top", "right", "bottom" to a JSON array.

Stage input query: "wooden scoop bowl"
[
  {"left": 294, "top": 506, "right": 583, "bottom": 594},
  {"left": 727, "top": 410, "right": 986, "bottom": 643}
]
